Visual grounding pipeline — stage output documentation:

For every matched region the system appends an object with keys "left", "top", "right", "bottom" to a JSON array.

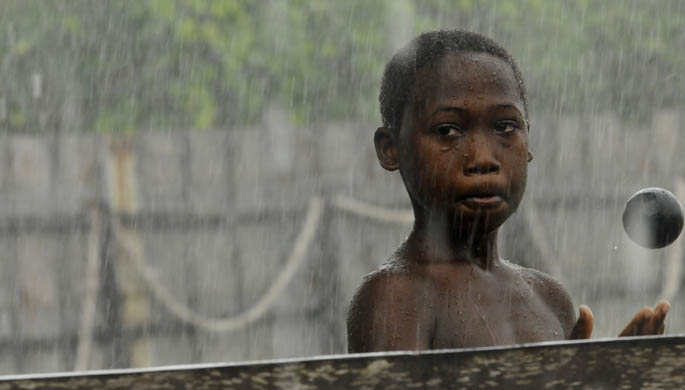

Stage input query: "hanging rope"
[
  {"left": 113, "top": 196, "right": 324, "bottom": 333},
  {"left": 330, "top": 195, "right": 413, "bottom": 224}
]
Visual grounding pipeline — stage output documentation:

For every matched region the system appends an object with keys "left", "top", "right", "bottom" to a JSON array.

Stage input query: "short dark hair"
[{"left": 379, "top": 30, "right": 528, "bottom": 131}]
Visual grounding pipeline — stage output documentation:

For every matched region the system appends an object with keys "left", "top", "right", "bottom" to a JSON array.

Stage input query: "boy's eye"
[
  {"left": 494, "top": 120, "right": 519, "bottom": 133},
  {"left": 434, "top": 124, "right": 463, "bottom": 137}
]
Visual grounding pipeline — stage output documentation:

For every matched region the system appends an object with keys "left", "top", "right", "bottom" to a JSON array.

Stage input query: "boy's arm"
[
  {"left": 347, "top": 272, "right": 433, "bottom": 353},
  {"left": 530, "top": 270, "right": 593, "bottom": 339}
]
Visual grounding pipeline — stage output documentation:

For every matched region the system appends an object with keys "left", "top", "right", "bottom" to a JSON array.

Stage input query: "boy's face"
[{"left": 378, "top": 52, "right": 530, "bottom": 233}]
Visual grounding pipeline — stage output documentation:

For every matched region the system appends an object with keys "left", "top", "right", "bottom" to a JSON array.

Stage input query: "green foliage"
[{"left": 0, "top": 0, "right": 683, "bottom": 132}]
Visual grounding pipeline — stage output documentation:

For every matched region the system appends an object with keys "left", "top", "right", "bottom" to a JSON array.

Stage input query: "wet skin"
[
  {"left": 395, "top": 52, "right": 530, "bottom": 240},
  {"left": 347, "top": 52, "right": 668, "bottom": 352}
]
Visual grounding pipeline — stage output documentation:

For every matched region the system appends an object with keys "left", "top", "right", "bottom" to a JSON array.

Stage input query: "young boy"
[{"left": 347, "top": 30, "right": 669, "bottom": 352}]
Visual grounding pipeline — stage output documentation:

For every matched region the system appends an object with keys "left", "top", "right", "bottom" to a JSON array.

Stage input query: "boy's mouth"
[
  {"left": 457, "top": 187, "right": 506, "bottom": 209},
  {"left": 461, "top": 195, "right": 504, "bottom": 209}
]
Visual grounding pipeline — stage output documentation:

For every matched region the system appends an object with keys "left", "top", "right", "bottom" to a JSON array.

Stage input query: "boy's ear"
[{"left": 374, "top": 127, "right": 400, "bottom": 171}]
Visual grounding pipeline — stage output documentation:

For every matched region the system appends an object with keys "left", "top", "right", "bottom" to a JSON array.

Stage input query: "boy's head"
[
  {"left": 379, "top": 30, "right": 528, "bottom": 133},
  {"left": 374, "top": 30, "right": 532, "bottom": 234}
]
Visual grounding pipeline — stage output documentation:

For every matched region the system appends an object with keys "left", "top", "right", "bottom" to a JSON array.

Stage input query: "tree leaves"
[{"left": 0, "top": 0, "right": 682, "bottom": 132}]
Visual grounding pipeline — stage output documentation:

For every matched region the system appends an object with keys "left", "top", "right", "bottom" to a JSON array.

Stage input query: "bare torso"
[
  {"left": 424, "top": 260, "right": 571, "bottom": 348},
  {"left": 347, "top": 256, "right": 576, "bottom": 352}
]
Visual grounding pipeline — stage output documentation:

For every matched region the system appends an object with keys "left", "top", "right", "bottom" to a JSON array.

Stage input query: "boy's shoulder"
[
  {"left": 347, "top": 258, "right": 437, "bottom": 352},
  {"left": 347, "top": 256, "right": 440, "bottom": 323},
  {"left": 503, "top": 260, "right": 576, "bottom": 333},
  {"left": 350, "top": 258, "right": 433, "bottom": 303},
  {"left": 502, "top": 260, "right": 564, "bottom": 288}
]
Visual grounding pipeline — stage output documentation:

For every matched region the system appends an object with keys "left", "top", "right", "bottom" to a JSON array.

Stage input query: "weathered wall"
[{"left": 0, "top": 110, "right": 683, "bottom": 375}]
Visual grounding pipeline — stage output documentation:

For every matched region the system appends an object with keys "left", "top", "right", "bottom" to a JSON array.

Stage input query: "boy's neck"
[{"left": 406, "top": 212, "right": 500, "bottom": 269}]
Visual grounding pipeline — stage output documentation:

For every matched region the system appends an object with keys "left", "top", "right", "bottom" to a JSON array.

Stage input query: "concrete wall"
[{"left": 0, "top": 110, "right": 683, "bottom": 374}]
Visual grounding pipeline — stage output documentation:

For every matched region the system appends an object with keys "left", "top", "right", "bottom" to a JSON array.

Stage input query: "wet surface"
[{"left": 0, "top": 336, "right": 684, "bottom": 389}]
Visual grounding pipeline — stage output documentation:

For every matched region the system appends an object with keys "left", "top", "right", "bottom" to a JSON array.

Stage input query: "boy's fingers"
[
  {"left": 619, "top": 308, "right": 650, "bottom": 337},
  {"left": 569, "top": 305, "right": 593, "bottom": 339},
  {"left": 651, "top": 300, "right": 669, "bottom": 335},
  {"left": 640, "top": 301, "right": 669, "bottom": 335},
  {"left": 637, "top": 307, "right": 653, "bottom": 334},
  {"left": 655, "top": 300, "right": 670, "bottom": 318},
  {"left": 646, "top": 311, "right": 661, "bottom": 335},
  {"left": 619, "top": 301, "right": 671, "bottom": 336},
  {"left": 618, "top": 322, "right": 634, "bottom": 337}
]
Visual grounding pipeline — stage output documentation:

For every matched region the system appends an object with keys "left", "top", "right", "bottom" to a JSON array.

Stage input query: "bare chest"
[{"left": 431, "top": 275, "right": 565, "bottom": 348}]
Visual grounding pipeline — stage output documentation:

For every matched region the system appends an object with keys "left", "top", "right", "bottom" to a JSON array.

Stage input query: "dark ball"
[{"left": 623, "top": 187, "right": 684, "bottom": 249}]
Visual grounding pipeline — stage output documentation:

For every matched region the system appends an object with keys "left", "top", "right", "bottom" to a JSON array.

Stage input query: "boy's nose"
[{"left": 463, "top": 133, "right": 500, "bottom": 176}]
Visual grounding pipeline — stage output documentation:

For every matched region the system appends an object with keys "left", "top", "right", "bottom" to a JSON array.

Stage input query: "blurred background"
[{"left": 0, "top": 0, "right": 684, "bottom": 374}]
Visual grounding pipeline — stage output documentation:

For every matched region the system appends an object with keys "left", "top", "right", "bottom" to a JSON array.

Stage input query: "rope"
[
  {"left": 113, "top": 196, "right": 324, "bottom": 333},
  {"left": 331, "top": 195, "right": 413, "bottom": 224}
]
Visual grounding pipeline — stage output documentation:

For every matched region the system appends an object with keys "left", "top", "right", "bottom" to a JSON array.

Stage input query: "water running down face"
[{"left": 395, "top": 52, "right": 531, "bottom": 236}]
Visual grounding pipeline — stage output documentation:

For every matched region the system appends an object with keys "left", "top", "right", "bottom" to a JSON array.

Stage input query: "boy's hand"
[
  {"left": 619, "top": 300, "right": 670, "bottom": 337},
  {"left": 569, "top": 304, "right": 594, "bottom": 339}
]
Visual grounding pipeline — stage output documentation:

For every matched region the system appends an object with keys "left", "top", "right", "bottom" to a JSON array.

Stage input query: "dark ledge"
[{"left": 0, "top": 336, "right": 684, "bottom": 389}]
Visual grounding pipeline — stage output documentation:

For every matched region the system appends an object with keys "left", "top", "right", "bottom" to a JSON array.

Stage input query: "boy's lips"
[
  {"left": 457, "top": 187, "right": 506, "bottom": 209},
  {"left": 461, "top": 195, "right": 504, "bottom": 208}
]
